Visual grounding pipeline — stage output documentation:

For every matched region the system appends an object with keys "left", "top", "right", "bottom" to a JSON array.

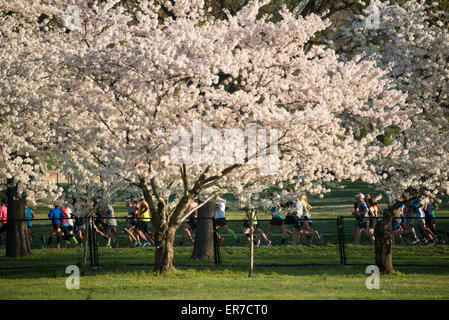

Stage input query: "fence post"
[
  {"left": 88, "top": 217, "right": 94, "bottom": 268},
  {"left": 91, "top": 218, "right": 100, "bottom": 269},
  {"left": 337, "top": 216, "right": 347, "bottom": 265},
  {"left": 213, "top": 218, "right": 221, "bottom": 265},
  {"left": 248, "top": 209, "right": 254, "bottom": 278},
  {"left": 81, "top": 216, "right": 89, "bottom": 276}
]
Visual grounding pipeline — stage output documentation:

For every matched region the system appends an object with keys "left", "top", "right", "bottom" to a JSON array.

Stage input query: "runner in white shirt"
[{"left": 214, "top": 194, "right": 239, "bottom": 246}]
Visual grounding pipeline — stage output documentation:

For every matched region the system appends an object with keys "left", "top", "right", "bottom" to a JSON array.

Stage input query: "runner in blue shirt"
[
  {"left": 266, "top": 193, "right": 288, "bottom": 245},
  {"left": 413, "top": 199, "right": 436, "bottom": 245},
  {"left": 44, "top": 205, "right": 64, "bottom": 249},
  {"left": 25, "top": 203, "right": 45, "bottom": 246}
]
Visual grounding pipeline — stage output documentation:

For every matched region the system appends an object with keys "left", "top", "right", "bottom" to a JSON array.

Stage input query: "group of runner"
[
  {"left": 391, "top": 195, "right": 447, "bottom": 246},
  {"left": 1, "top": 191, "right": 446, "bottom": 249},
  {"left": 178, "top": 193, "right": 322, "bottom": 248},
  {"left": 353, "top": 193, "right": 447, "bottom": 246},
  {"left": 252, "top": 193, "right": 322, "bottom": 247}
]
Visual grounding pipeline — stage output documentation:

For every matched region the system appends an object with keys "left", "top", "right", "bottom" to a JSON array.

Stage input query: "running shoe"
[
  {"left": 315, "top": 231, "right": 322, "bottom": 242},
  {"left": 71, "top": 237, "right": 79, "bottom": 246}
]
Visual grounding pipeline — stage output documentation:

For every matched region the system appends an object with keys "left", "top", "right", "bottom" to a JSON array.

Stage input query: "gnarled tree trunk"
[
  {"left": 154, "top": 223, "right": 177, "bottom": 272},
  {"left": 5, "top": 179, "right": 30, "bottom": 257},
  {"left": 374, "top": 208, "right": 394, "bottom": 274}
]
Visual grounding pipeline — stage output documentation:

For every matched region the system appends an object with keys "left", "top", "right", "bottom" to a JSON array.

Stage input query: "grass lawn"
[{"left": 1, "top": 265, "right": 449, "bottom": 300}]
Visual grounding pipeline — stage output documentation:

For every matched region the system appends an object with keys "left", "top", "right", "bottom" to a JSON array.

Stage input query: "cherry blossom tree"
[
  {"left": 0, "top": 7, "right": 63, "bottom": 256},
  {"left": 341, "top": 0, "right": 449, "bottom": 273},
  {"left": 46, "top": 0, "right": 416, "bottom": 272},
  {"left": 2, "top": 0, "right": 415, "bottom": 271}
]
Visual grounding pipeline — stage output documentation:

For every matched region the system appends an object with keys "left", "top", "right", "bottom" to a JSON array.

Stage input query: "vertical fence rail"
[
  {"left": 213, "top": 218, "right": 221, "bottom": 265},
  {"left": 91, "top": 218, "right": 99, "bottom": 269},
  {"left": 248, "top": 209, "right": 254, "bottom": 278},
  {"left": 88, "top": 217, "right": 94, "bottom": 268},
  {"left": 338, "top": 216, "right": 347, "bottom": 265}
]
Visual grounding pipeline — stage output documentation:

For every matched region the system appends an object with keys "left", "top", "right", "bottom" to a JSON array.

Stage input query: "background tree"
[
  {"left": 0, "top": 7, "right": 62, "bottom": 257},
  {"left": 341, "top": 0, "right": 449, "bottom": 273}
]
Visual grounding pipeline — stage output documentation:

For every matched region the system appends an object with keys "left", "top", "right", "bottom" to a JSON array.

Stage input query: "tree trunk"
[
  {"left": 374, "top": 208, "right": 394, "bottom": 274},
  {"left": 191, "top": 200, "right": 216, "bottom": 261},
  {"left": 81, "top": 215, "right": 89, "bottom": 276},
  {"left": 154, "top": 224, "right": 177, "bottom": 272},
  {"left": 248, "top": 210, "right": 254, "bottom": 278},
  {"left": 5, "top": 179, "right": 30, "bottom": 257}
]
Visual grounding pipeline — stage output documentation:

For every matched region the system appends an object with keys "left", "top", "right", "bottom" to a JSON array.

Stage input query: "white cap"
[{"left": 355, "top": 193, "right": 365, "bottom": 199}]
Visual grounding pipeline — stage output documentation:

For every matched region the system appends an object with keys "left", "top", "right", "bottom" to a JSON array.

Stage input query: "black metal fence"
[{"left": 1, "top": 216, "right": 449, "bottom": 271}]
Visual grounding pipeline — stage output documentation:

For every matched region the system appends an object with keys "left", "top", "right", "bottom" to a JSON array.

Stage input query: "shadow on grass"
[{"left": 2, "top": 262, "right": 449, "bottom": 281}]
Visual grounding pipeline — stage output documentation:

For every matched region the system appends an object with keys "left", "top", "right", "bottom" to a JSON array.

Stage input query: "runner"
[
  {"left": 242, "top": 209, "right": 271, "bottom": 247},
  {"left": 124, "top": 199, "right": 140, "bottom": 248},
  {"left": 136, "top": 198, "right": 154, "bottom": 247},
  {"left": 266, "top": 193, "right": 288, "bottom": 245},
  {"left": 179, "top": 200, "right": 198, "bottom": 246},
  {"left": 45, "top": 204, "right": 64, "bottom": 249},
  {"left": 25, "top": 203, "right": 45, "bottom": 246},
  {"left": 0, "top": 199, "right": 7, "bottom": 247},
  {"left": 214, "top": 194, "right": 240, "bottom": 246},
  {"left": 60, "top": 205, "right": 79, "bottom": 247},
  {"left": 413, "top": 198, "right": 436, "bottom": 245},
  {"left": 296, "top": 194, "right": 321, "bottom": 246}
]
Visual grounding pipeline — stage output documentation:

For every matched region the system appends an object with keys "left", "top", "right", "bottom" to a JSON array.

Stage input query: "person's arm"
[
  {"left": 433, "top": 199, "right": 439, "bottom": 211},
  {"left": 305, "top": 201, "right": 312, "bottom": 211},
  {"left": 31, "top": 209, "right": 36, "bottom": 219}
]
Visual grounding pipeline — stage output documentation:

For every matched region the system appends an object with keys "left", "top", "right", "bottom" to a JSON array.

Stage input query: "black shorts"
[
  {"left": 0, "top": 223, "right": 7, "bottom": 233},
  {"left": 242, "top": 220, "right": 260, "bottom": 229},
  {"left": 102, "top": 224, "right": 116, "bottom": 233},
  {"left": 215, "top": 218, "right": 227, "bottom": 227},
  {"left": 270, "top": 218, "right": 284, "bottom": 226},
  {"left": 294, "top": 218, "right": 310, "bottom": 230},
  {"left": 358, "top": 218, "right": 370, "bottom": 229},
  {"left": 425, "top": 215, "right": 435, "bottom": 227},
  {"left": 186, "top": 220, "right": 197, "bottom": 230},
  {"left": 284, "top": 214, "right": 298, "bottom": 225},
  {"left": 138, "top": 221, "right": 151, "bottom": 233},
  {"left": 52, "top": 223, "right": 61, "bottom": 231},
  {"left": 61, "top": 225, "right": 73, "bottom": 234}
]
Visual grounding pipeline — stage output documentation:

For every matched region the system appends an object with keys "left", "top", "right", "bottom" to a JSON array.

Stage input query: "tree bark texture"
[
  {"left": 5, "top": 179, "right": 30, "bottom": 257},
  {"left": 191, "top": 200, "right": 216, "bottom": 261},
  {"left": 374, "top": 208, "right": 394, "bottom": 274}
]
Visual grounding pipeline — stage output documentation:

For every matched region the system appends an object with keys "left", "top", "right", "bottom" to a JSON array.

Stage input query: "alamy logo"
[
  {"left": 365, "top": 3, "right": 380, "bottom": 30},
  {"left": 365, "top": 265, "right": 380, "bottom": 289},
  {"left": 63, "top": 5, "right": 81, "bottom": 31},
  {"left": 170, "top": 120, "right": 280, "bottom": 175},
  {"left": 65, "top": 265, "right": 80, "bottom": 289}
]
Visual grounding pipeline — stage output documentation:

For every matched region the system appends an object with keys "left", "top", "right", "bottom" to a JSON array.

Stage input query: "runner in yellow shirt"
[{"left": 136, "top": 198, "right": 154, "bottom": 247}]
